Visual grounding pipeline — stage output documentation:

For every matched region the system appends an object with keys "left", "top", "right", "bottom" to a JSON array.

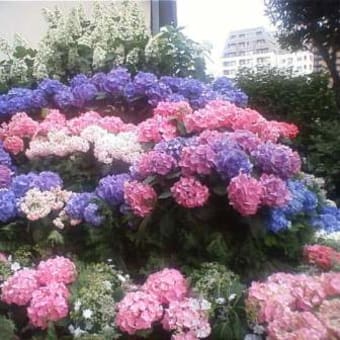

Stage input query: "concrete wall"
[{"left": 0, "top": 1, "right": 151, "bottom": 47}]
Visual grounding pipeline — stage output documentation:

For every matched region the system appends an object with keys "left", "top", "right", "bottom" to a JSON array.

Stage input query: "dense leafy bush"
[{"left": 237, "top": 68, "right": 340, "bottom": 200}]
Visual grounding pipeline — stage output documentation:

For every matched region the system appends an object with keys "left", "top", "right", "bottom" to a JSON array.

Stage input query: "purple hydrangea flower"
[
  {"left": 154, "top": 137, "right": 188, "bottom": 160},
  {"left": 252, "top": 142, "right": 301, "bottom": 179},
  {"left": 70, "top": 74, "right": 90, "bottom": 88},
  {"left": 0, "top": 190, "right": 18, "bottom": 222},
  {"left": 53, "top": 87, "right": 75, "bottom": 109},
  {"left": 103, "top": 67, "right": 131, "bottom": 95},
  {"left": 72, "top": 83, "right": 97, "bottom": 107},
  {"left": 160, "top": 76, "right": 184, "bottom": 92},
  {"left": 0, "top": 165, "right": 12, "bottom": 188},
  {"left": 145, "top": 82, "right": 171, "bottom": 107},
  {"left": 96, "top": 173, "right": 131, "bottom": 206},
  {"left": 133, "top": 72, "right": 158, "bottom": 94},
  {"left": 31, "top": 89, "right": 48, "bottom": 108},
  {"left": 0, "top": 143, "right": 13, "bottom": 167},
  {"left": 90, "top": 72, "right": 108, "bottom": 92},
  {"left": 38, "top": 79, "right": 64, "bottom": 96},
  {"left": 214, "top": 147, "right": 253, "bottom": 180},
  {"left": 35, "top": 171, "right": 63, "bottom": 191}
]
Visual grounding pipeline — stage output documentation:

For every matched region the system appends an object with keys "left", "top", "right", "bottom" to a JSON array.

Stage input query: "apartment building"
[{"left": 222, "top": 27, "right": 314, "bottom": 77}]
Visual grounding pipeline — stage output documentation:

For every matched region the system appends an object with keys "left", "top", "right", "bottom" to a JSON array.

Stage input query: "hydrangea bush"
[{"left": 0, "top": 62, "right": 339, "bottom": 338}]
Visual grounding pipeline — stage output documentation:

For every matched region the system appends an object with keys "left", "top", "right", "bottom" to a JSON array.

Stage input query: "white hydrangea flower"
[
  {"left": 82, "top": 308, "right": 93, "bottom": 319},
  {"left": 10, "top": 262, "right": 21, "bottom": 272}
]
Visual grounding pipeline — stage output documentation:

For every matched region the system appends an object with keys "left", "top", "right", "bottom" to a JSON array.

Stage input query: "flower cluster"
[
  {"left": 116, "top": 268, "right": 211, "bottom": 339},
  {"left": 0, "top": 67, "right": 247, "bottom": 118},
  {"left": 1, "top": 97, "right": 339, "bottom": 235},
  {"left": 1, "top": 256, "right": 76, "bottom": 329},
  {"left": 246, "top": 271, "right": 340, "bottom": 339},
  {"left": 303, "top": 244, "right": 340, "bottom": 270}
]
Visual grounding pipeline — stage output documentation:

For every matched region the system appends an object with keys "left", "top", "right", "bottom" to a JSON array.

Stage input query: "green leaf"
[
  {"left": 0, "top": 316, "right": 16, "bottom": 339},
  {"left": 158, "top": 191, "right": 172, "bottom": 199},
  {"left": 47, "top": 230, "right": 64, "bottom": 246}
]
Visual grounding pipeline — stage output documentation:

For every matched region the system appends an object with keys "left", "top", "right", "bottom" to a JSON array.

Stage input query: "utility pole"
[{"left": 151, "top": 0, "right": 177, "bottom": 34}]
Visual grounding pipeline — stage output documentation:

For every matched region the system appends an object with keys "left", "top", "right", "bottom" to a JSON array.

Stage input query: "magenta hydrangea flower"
[
  {"left": 179, "top": 144, "right": 216, "bottom": 176},
  {"left": 124, "top": 181, "right": 157, "bottom": 217},
  {"left": 3, "top": 136, "right": 24, "bottom": 155},
  {"left": 27, "top": 282, "right": 70, "bottom": 329},
  {"left": 171, "top": 177, "right": 209, "bottom": 208},
  {"left": 227, "top": 173, "right": 263, "bottom": 216},
  {"left": 142, "top": 268, "right": 188, "bottom": 304},
  {"left": 36, "top": 256, "right": 77, "bottom": 285},
  {"left": 260, "top": 174, "right": 291, "bottom": 207},
  {"left": 133, "top": 151, "right": 176, "bottom": 178},
  {"left": 1, "top": 268, "right": 39, "bottom": 306},
  {"left": 115, "top": 291, "right": 163, "bottom": 335}
]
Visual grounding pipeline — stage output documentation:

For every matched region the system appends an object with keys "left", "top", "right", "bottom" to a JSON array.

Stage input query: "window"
[
  {"left": 304, "top": 55, "right": 307, "bottom": 60},
  {"left": 297, "top": 57, "right": 302, "bottom": 62},
  {"left": 256, "top": 39, "right": 265, "bottom": 44},
  {"left": 304, "top": 65, "right": 307, "bottom": 69},
  {"left": 225, "top": 52, "right": 236, "bottom": 57},
  {"left": 228, "top": 43, "right": 236, "bottom": 48},
  {"left": 223, "top": 61, "right": 236, "bottom": 67},
  {"left": 257, "top": 57, "right": 265, "bottom": 63},
  {"left": 288, "top": 58, "right": 293, "bottom": 64},
  {"left": 256, "top": 30, "right": 262, "bottom": 35},
  {"left": 282, "top": 59, "right": 286, "bottom": 63},
  {"left": 239, "top": 59, "right": 246, "bottom": 65},
  {"left": 238, "top": 51, "right": 245, "bottom": 56},
  {"left": 230, "top": 35, "right": 236, "bottom": 39},
  {"left": 223, "top": 70, "right": 230, "bottom": 75},
  {"left": 256, "top": 48, "right": 269, "bottom": 54},
  {"left": 239, "top": 34, "right": 245, "bottom": 38},
  {"left": 238, "top": 42, "right": 245, "bottom": 48}
]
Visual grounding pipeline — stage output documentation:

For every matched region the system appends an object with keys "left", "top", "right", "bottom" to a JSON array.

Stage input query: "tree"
[{"left": 265, "top": 0, "right": 340, "bottom": 107}]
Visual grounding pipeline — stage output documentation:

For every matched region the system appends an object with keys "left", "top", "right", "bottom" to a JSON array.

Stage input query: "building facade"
[{"left": 222, "top": 27, "right": 314, "bottom": 77}]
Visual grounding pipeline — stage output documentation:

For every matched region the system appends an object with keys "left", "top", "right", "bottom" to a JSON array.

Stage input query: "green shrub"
[{"left": 237, "top": 68, "right": 340, "bottom": 199}]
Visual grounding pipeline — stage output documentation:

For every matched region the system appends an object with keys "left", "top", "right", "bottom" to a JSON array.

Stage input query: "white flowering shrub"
[
  {"left": 0, "top": 35, "right": 36, "bottom": 92},
  {"left": 33, "top": 2, "right": 149, "bottom": 81}
]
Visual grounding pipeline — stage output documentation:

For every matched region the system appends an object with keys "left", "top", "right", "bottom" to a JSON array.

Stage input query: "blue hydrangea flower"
[
  {"left": 0, "top": 143, "right": 13, "bottom": 167},
  {"left": 90, "top": 72, "right": 108, "bottom": 92},
  {"left": 310, "top": 214, "right": 340, "bottom": 232},
  {"left": 266, "top": 208, "right": 290, "bottom": 233},
  {"left": 160, "top": 76, "right": 184, "bottom": 92},
  {"left": 65, "top": 192, "right": 97, "bottom": 221},
  {"left": 70, "top": 74, "right": 90, "bottom": 88},
  {"left": 0, "top": 190, "right": 18, "bottom": 222},
  {"left": 83, "top": 203, "right": 103, "bottom": 226},
  {"left": 96, "top": 173, "right": 131, "bottom": 206},
  {"left": 10, "top": 173, "right": 39, "bottom": 198}
]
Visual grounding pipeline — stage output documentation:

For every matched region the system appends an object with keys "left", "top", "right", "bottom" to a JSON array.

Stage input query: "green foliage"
[
  {"left": 69, "top": 262, "right": 127, "bottom": 338},
  {"left": 0, "top": 315, "right": 16, "bottom": 339},
  {"left": 265, "top": 0, "right": 340, "bottom": 105},
  {"left": 189, "top": 263, "right": 247, "bottom": 340},
  {"left": 144, "top": 26, "right": 210, "bottom": 81},
  {"left": 237, "top": 68, "right": 340, "bottom": 199}
]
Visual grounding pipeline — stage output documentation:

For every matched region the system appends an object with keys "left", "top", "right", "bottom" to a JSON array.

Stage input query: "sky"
[{"left": 177, "top": 0, "right": 274, "bottom": 75}]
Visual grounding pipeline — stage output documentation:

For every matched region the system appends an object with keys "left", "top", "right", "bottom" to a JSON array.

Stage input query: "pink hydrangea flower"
[
  {"left": 303, "top": 245, "right": 340, "bottom": 270},
  {"left": 134, "top": 151, "right": 176, "bottom": 177},
  {"left": 154, "top": 101, "right": 192, "bottom": 120},
  {"left": 137, "top": 116, "right": 177, "bottom": 143},
  {"left": 1, "top": 269, "right": 39, "bottom": 306},
  {"left": 142, "top": 268, "right": 188, "bottom": 304},
  {"left": 36, "top": 256, "right": 77, "bottom": 285},
  {"left": 39, "top": 110, "right": 67, "bottom": 134},
  {"left": 320, "top": 272, "right": 340, "bottom": 296},
  {"left": 27, "top": 282, "right": 70, "bottom": 329},
  {"left": 161, "top": 298, "right": 211, "bottom": 339},
  {"left": 98, "top": 116, "right": 126, "bottom": 134},
  {"left": 0, "top": 252, "right": 7, "bottom": 262},
  {"left": 260, "top": 174, "right": 291, "bottom": 207},
  {"left": 6, "top": 112, "right": 39, "bottom": 138},
  {"left": 3, "top": 136, "right": 24, "bottom": 154},
  {"left": 172, "top": 332, "right": 198, "bottom": 340},
  {"left": 115, "top": 291, "right": 163, "bottom": 335},
  {"left": 124, "top": 181, "right": 157, "bottom": 217},
  {"left": 227, "top": 174, "right": 263, "bottom": 215},
  {"left": 317, "top": 299, "right": 340, "bottom": 338},
  {"left": 66, "top": 111, "right": 102, "bottom": 135},
  {"left": 171, "top": 177, "right": 209, "bottom": 208},
  {"left": 179, "top": 144, "right": 216, "bottom": 176}
]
